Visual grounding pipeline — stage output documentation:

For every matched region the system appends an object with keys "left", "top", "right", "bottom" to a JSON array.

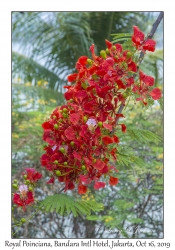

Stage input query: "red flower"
[
  {"left": 120, "top": 124, "right": 127, "bottom": 133},
  {"left": 93, "top": 159, "right": 105, "bottom": 170},
  {"left": 149, "top": 88, "right": 162, "bottom": 100},
  {"left": 24, "top": 168, "right": 42, "bottom": 183},
  {"left": 142, "top": 39, "right": 156, "bottom": 52},
  {"left": 67, "top": 73, "right": 78, "bottom": 82},
  {"left": 40, "top": 37, "right": 161, "bottom": 194},
  {"left": 132, "top": 26, "right": 156, "bottom": 52},
  {"left": 140, "top": 71, "right": 154, "bottom": 86},
  {"left": 105, "top": 39, "right": 113, "bottom": 49},
  {"left": 42, "top": 121, "right": 51, "bottom": 130},
  {"left": 102, "top": 136, "right": 114, "bottom": 145},
  {"left": 77, "top": 56, "right": 88, "bottom": 66},
  {"left": 109, "top": 176, "right": 119, "bottom": 186},
  {"left": 132, "top": 70, "right": 159, "bottom": 105},
  {"left": 103, "top": 123, "right": 112, "bottom": 131},
  {"left": 94, "top": 182, "right": 106, "bottom": 190},
  {"left": 46, "top": 176, "right": 55, "bottom": 184},
  {"left": 13, "top": 185, "right": 34, "bottom": 211},
  {"left": 128, "top": 61, "right": 137, "bottom": 72},
  {"left": 64, "top": 126, "right": 76, "bottom": 140},
  {"left": 113, "top": 135, "right": 120, "bottom": 143},
  {"left": 73, "top": 151, "right": 82, "bottom": 161},
  {"left": 78, "top": 184, "right": 87, "bottom": 194},
  {"left": 132, "top": 26, "right": 144, "bottom": 47},
  {"left": 70, "top": 113, "right": 80, "bottom": 125}
]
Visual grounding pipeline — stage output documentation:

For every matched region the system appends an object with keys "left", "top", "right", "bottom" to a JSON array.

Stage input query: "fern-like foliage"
[
  {"left": 126, "top": 129, "right": 162, "bottom": 145},
  {"left": 39, "top": 194, "right": 104, "bottom": 217},
  {"left": 111, "top": 33, "right": 132, "bottom": 43},
  {"left": 117, "top": 152, "right": 145, "bottom": 169}
]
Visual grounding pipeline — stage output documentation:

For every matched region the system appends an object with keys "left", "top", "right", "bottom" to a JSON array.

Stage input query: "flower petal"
[
  {"left": 109, "top": 176, "right": 119, "bottom": 186},
  {"left": 94, "top": 182, "right": 106, "bottom": 190},
  {"left": 149, "top": 88, "right": 162, "bottom": 100}
]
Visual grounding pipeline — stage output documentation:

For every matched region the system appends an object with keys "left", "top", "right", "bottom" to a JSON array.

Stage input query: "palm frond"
[{"left": 12, "top": 51, "right": 65, "bottom": 91}]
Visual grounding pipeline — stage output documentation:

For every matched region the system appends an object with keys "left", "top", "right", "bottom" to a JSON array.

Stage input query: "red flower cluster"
[
  {"left": 41, "top": 26, "right": 162, "bottom": 194},
  {"left": 13, "top": 168, "right": 42, "bottom": 211},
  {"left": 132, "top": 26, "right": 156, "bottom": 52}
]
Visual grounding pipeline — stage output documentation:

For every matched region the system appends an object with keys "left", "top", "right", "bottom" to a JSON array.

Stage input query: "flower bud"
[
  {"left": 53, "top": 115, "right": 57, "bottom": 119},
  {"left": 86, "top": 59, "right": 93, "bottom": 65},
  {"left": 63, "top": 113, "right": 68, "bottom": 118},
  {"left": 126, "top": 52, "right": 132, "bottom": 58},
  {"left": 21, "top": 218, "right": 26, "bottom": 223},
  {"left": 59, "top": 147, "right": 65, "bottom": 153},
  {"left": 28, "top": 186, "right": 33, "bottom": 192},
  {"left": 112, "top": 45, "right": 116, "bottom": 50},
  {"left": 63, "top": 108, "right": 68, "bottom": 113},
  {"left": 123, "top": 93, "right": 128, "bottom": 98},
  {"left": 81, "top": 82, "right": 88, "bottom": 89},
  {"left": 23, "top": 175, "right": 27, "bottom": 179},
  {"left": 70, "top": 141, "right": 75, "bottom": 147},
  {"left": 26, "top": 180, "right": 30, "bottom": 185},
  {"left": 54, "top": 124, "right": 59, "bottom": 129},
  {"left": 83, "top": 116, "right": 88, "bottom": 123},
  {"left": 13, "top": 179, "right": 18, "bottom": 183},
  {"left": 92, "top": 74, "right": 98, "bottom": 80},
  {"left": 81, "top": 165, "right": 86, "bottom": 171},
  {"left": 69, "top": 98, "right": 73, "bottom": 102},
  {"left": 100, "top": 50, "right": 107, "bottom": 59},
  {"left": 12, "top": 183, "right": 18, "bottom": 190},
  {"left": 54, "top": 160, "right": 58, "bottom": 164},
  {"left": 64, "top": 162, "right": 68, "bottom": 166},
  {"left": 98, "top": 121, "right": 103, "bottom": 128},
  {"left": 106, "top": 48, "right": 109, "bottom": 54},
  {"left": 55, "top": 170, "right": 61, "bottom": 176}
]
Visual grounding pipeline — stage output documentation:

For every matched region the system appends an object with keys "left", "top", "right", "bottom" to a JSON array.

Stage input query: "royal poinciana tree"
[{"left": 12, "top": 12, "right": 163, "bottom": 238}]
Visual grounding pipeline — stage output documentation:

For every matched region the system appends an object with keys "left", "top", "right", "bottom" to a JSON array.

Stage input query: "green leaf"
[
  {"left": 86, "top": 215, "right": 102, "bottom": 221},
  {"left": 126, "top": 129, "right": 162, "bottom": 145},
  {"left": 39, "top": 194, "right": 104, "bottom": 217}
]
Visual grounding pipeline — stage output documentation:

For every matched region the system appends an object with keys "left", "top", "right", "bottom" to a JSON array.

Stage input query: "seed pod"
[
  {"left": 55, "top": 170, "right": 61, "bottom": 176},
  {"left": 100, "top": 50, "right": 107, "bottom": 59}
]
